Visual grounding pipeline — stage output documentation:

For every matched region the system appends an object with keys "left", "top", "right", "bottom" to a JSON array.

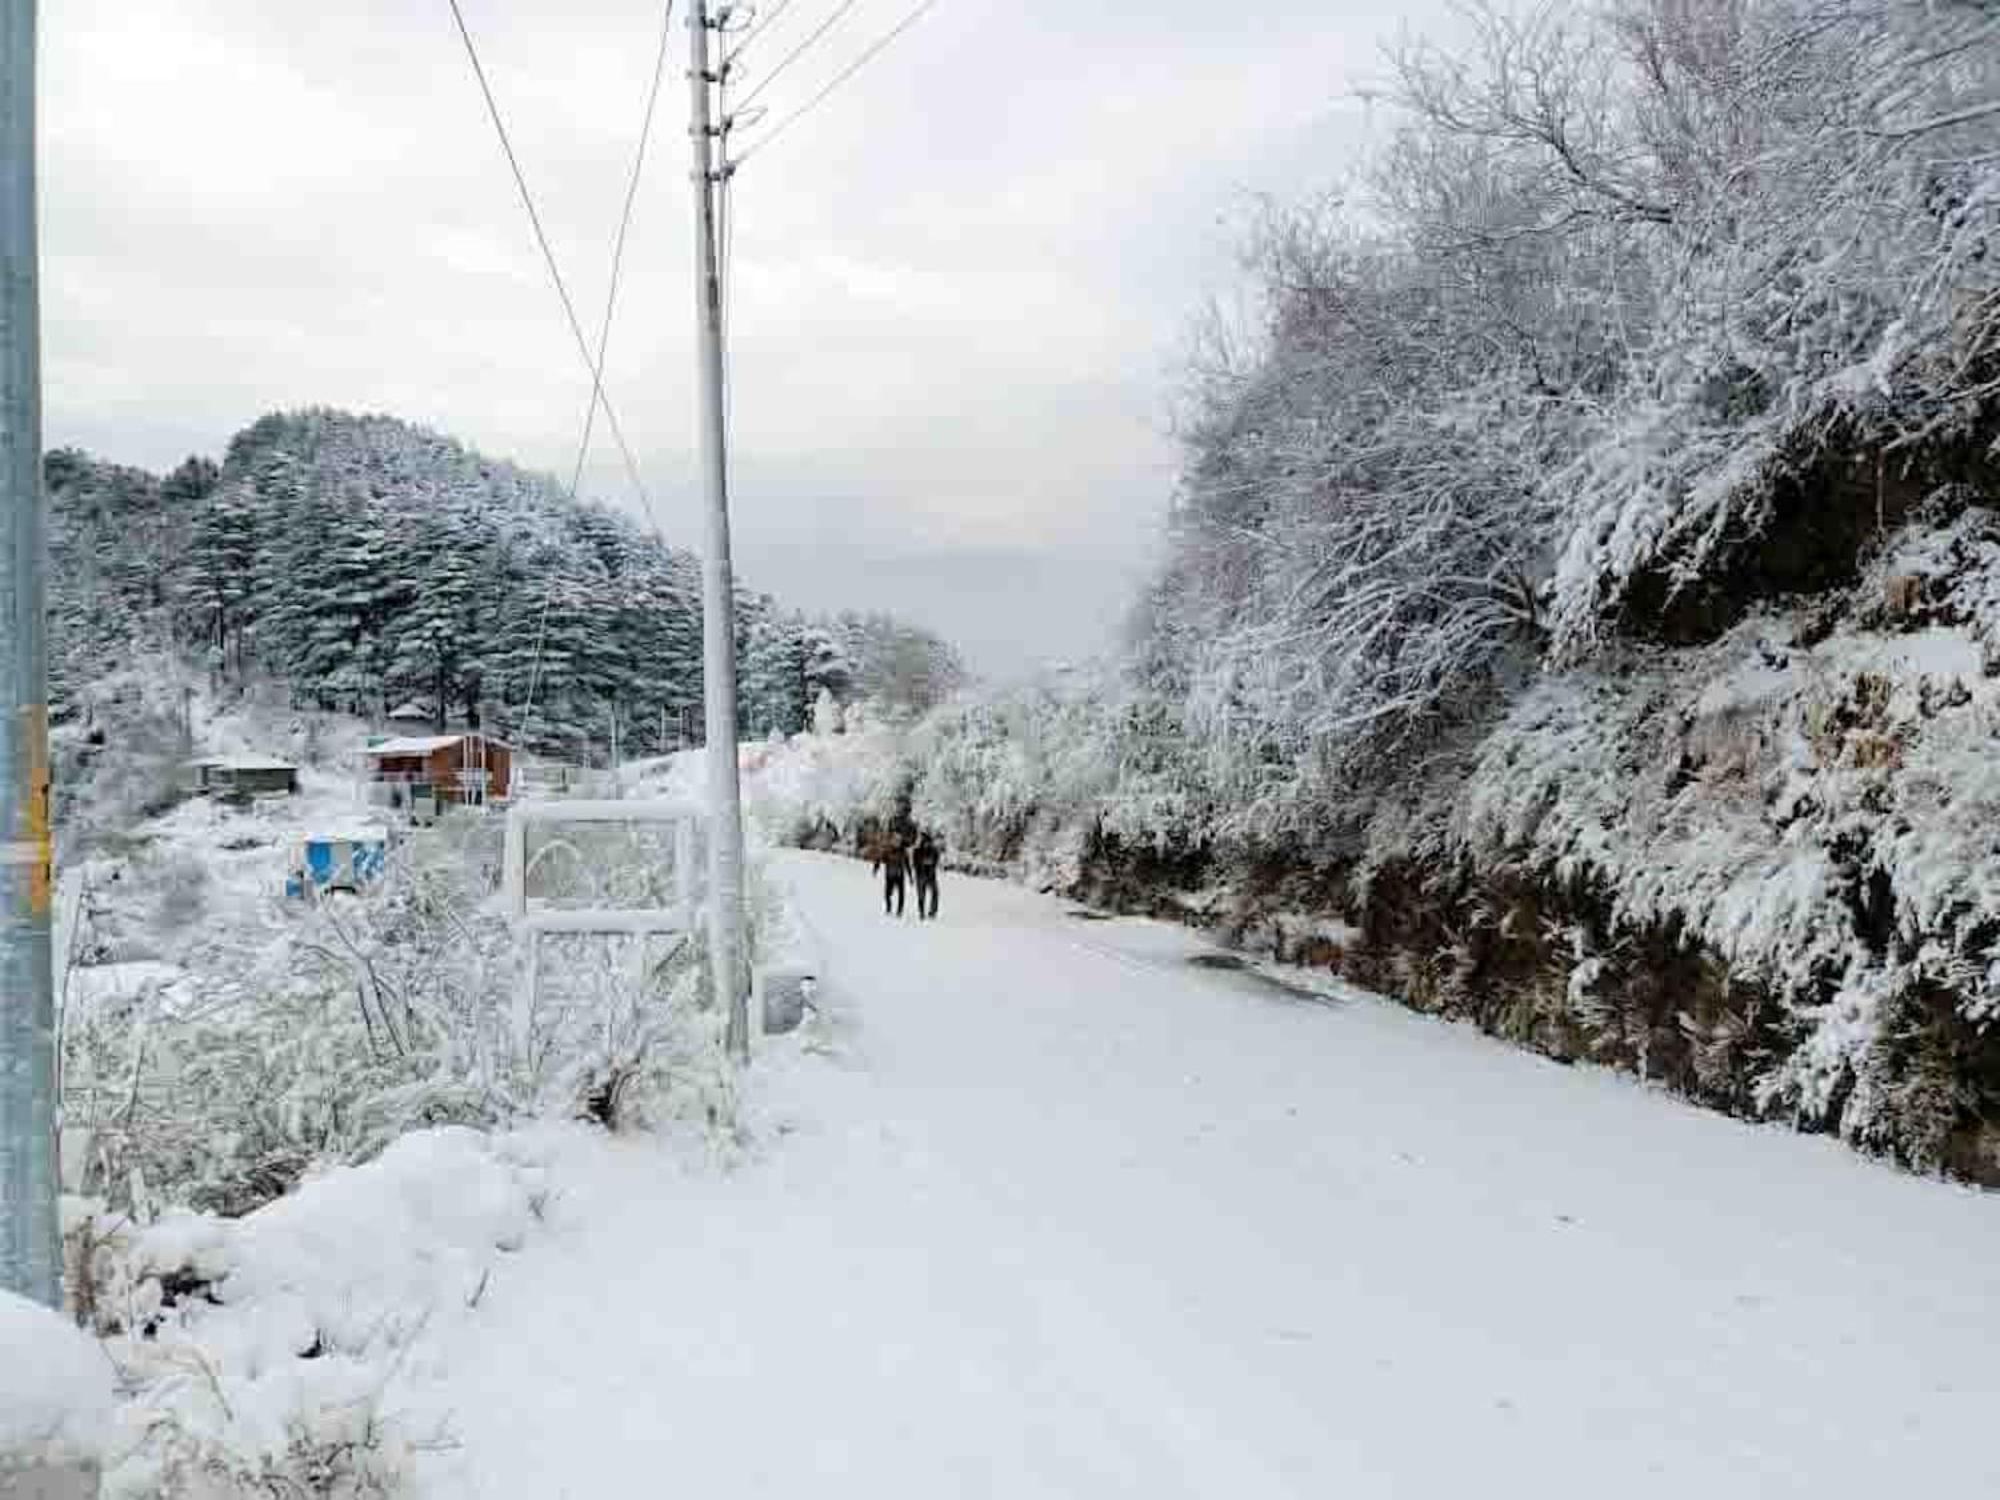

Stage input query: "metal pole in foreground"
[
  {"left": 687, "top": 0, "right": 749, "bottom": 1060},
  {"left": 0, "top": 0, "right": 60, "bottom": 1308}
]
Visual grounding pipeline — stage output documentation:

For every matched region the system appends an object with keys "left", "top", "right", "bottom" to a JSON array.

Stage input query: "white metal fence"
[{"left": 502, "top": 799, "right": 704, "bottom": 1054}]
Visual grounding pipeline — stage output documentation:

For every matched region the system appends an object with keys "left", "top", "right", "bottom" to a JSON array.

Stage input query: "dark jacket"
[{"left": 873, "top": 838, "right": 911, "bottom": 881}]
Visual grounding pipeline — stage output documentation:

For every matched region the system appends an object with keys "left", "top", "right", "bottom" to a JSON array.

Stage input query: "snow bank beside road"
[
  {"left": 0, "top": 1291, "right": 113, "bottom": 1472},
  {"left": 79, "top": 1126, "right": 552, "bottom": 1498}
]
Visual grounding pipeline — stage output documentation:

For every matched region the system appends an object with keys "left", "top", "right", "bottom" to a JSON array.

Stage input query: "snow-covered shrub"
[
  {"left": 695, "top": 718, "right": 910, "bottom": 852},
  {"left": 1543, "top": 2, "right": 2000, "bottom": 647},
  {"left": 61, "top": 814, "right": 516, "bottom": 1219},
  {"left": 1441, "top": 508, "right": 2000, "bottom": 1165},
  {"left": 108, "top": 1368, "right": 413, "bottom": 1500},
  {"left": 733, "top": 665, "right": 1215, "bottom": 901},
  {"left": 74, "top": 1127, "right": 550, "bottom": 1499},
  {"left": 899, "top": 668, "right": 1212, "bottom": 876},
  {"left": 1102, "top": 0, "right": 2000, "bottom": 846},
  {"left": 522, "top": 929, "right": 729, "bottom": 1136},
  {"left": 70, "top": 789, "right": 795, "bottom": 1214},
  {"left": 53, "top": 652, "right": 198, "bottom": 860},
  {"left": 812, "top": 688, "right": 842, "bottom": 737},
  {"left": 557, "top": 852, "right": 800, "bottom": 1141}
]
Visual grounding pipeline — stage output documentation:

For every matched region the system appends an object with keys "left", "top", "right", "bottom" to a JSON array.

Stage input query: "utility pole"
[
  {"left": 688, "top": 0, "right": 749, "bottom": 1060},
  {"left": 0, "top": 0, "right": 59, "bottom": 1308}
]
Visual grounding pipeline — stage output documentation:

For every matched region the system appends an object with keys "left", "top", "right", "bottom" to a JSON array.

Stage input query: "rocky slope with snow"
[
  {"left": 743, "top": 500, "right": 2000, "bottom": 1182},
  {"left": 732, "top": 0, "right": 2000, "bottom": 1184}
]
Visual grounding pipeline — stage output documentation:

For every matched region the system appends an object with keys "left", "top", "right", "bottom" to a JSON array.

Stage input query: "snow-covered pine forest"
[
  {"left": 47, "top": 406, "right": 961, "bottom": 778},
  {"left": 748, "top": 0, "right": 2000, "bottom": 1183}
]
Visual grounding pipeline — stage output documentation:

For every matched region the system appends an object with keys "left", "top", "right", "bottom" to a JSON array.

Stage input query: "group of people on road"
[{"left": 869, "top": 825, "right": 942, "bottom": 920}]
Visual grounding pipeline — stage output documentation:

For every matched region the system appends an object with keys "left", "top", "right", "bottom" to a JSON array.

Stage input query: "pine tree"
[
  {"left": 43, "top": 408, "right": 947, "bottom": 764},
  {"left": 177, "top": 483, "right": 261, "bottom": 687}
]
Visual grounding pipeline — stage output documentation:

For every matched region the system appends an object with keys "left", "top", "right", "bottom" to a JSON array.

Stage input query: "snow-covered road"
[{"left": 412, "top": 852, "right": 2000, "bottom": 1498}]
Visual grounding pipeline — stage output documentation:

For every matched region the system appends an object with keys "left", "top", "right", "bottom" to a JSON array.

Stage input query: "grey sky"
[{"left": 40, "top": 0, "right": 1441, "bottom": 677}]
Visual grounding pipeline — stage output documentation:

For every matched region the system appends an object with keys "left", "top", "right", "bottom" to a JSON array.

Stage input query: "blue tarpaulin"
[{"left": 293, "top": 837, "right": 386, "bottom": 895}]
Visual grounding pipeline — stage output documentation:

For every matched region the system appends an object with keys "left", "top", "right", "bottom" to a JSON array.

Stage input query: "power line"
[
  {"left": 736, "top": 0, "right": 863, "bottom": 109},
  {"left": 732, "top": 0, "right": 801, "bottom": 53},
  {"left": 446, "top": 0, "right": 656, "bottom": 516},
  {"left": 570, "top": 0, "right": 678, "bottom": 506},
  {"left": 493, "top": 0, "right": 675, "bottom": 752},
  {"left": 733, "top": 0, "right": 942, "bottom": 164},
  {"left": 515, "top": 588, "right": 556, "bottom": 748}
]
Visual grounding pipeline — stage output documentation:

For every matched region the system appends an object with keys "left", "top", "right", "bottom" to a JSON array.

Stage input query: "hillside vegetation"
[
  {"left": 48, "top": 407, "right": 960, "bottom": 766},
  {"left": 763, "top": 0, "right": 2000, "bottom": 1182}
]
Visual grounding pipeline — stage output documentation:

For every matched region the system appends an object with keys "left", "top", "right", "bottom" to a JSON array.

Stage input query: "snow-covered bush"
[
  {"left": 1443, "top": 505, "right": 2000, "bottom": 1167},
  {"left": 730, "top": 665, "right": 1213, "bottom": 893},
  {"left": 58, "top": 738, "right": 788, "bottom": 1221},
  {"left": 68, "top": 1127, "right": 552, "bottom": 1499},
  {"left": 53, "top": 652, "right": 199, "bottom": 860},
  {"left": 60, "top": 812, "right": 515, "bottom": 1219},
  {"left": 902, "top": 669, "right": 1212, "bottom": 882},
  {"left": 747, "top": 715, "right": 909, "bottom": 849},
  {"left": 1120, "top": 0, "right": 2000, "bottom": 840},
  {"left": 1541, "top": 1, "right": 2000, "bottom": 647}
]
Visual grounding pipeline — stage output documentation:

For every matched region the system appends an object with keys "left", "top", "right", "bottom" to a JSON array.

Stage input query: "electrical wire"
[
  {"left": 454, "top": 0, "right": 676, "bottom": 744},
  {"left": 446, "top": 0, "right": 657, "bottom": 518},
  {"left": 733, "top": 0, "right": 941, "bottom": 164},
  {"left": 569, "top": 0, "right": 678, "bottom": 506},
  {"left": 516, "top": 588, "right": 556, "bottom": 749},
  {"left": 736, "top": 0, "right": 863, "bottom": 109},
  {"left": 731, "top": 0, "right": 801, "bottom": 54}
]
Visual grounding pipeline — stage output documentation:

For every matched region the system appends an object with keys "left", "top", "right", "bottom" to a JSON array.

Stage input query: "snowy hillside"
[
  {"left": 43, "top": 676, "right": 824, "bottom": 1489},
  {"left": 720, "top": 503, "right": 2000, "bottom": 1181},
  {"left": 46, "top": 411, "right": 962, "bottom": 758}
]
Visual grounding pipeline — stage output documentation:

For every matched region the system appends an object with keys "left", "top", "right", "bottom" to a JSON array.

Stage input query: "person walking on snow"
[
  {"left": 912, "top": 830, "right": 942, "bottom": 920},
  {"left": 873, "top": 829, "right": 912, "bottom": 918}
]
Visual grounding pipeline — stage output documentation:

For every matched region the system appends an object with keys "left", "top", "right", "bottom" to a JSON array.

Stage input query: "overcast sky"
[{"left": 40, "top": 0, "right": 1444, "bottom": 677}]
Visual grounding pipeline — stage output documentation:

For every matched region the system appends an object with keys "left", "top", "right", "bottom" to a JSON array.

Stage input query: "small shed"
[
  {"left": 185, "top": 755, "right": 299, "bottom": 800},
  {"left": 387, "top": 701, "right": 437, "bottom": 730},
  {"left": 362, "top": 732, "right": 513, "bottom": 808}
]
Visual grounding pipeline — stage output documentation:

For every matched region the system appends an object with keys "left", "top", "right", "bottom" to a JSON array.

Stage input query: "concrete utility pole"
[
  {"left": 688, "top": 0, "right": 749, "bottom": 1060},
  {"left": 0, "top": 0, "right": 60, "bottom": 1308}
]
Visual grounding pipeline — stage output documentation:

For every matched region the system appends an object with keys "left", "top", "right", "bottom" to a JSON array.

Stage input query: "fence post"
[{"left": 675, "top": 817, "right": 697, "bottom": 925}]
